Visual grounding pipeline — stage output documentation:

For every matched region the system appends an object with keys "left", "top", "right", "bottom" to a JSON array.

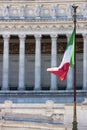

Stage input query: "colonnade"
[{"left": 1, "top": 33, "right": 87, "bottom": 90}]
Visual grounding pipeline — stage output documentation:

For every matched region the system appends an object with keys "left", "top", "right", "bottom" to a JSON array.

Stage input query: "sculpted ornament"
[
  {"left": 51, "top": 4, "right": 57, "bottom": 18},
  {"left": 77, "top": 5, "right": 83, "bottom": 15},
  {"left": 83, "top": 98, "right": 87, "bottom": 104},
  {"left": 83, "top": 4, "right": 87, "bottom": 18},
  {"left": 20, "top": 5, "right": 25, "bottom": 18},
  {"left": 58, "top": 4, "right": 67, "bottom": 16},
  {"left": 35, "top": 4, "right": 41, "bottom": 18},
  {"left": 4, "top": 5, "right": 10, "bottom": 17},
  {"left": 50, "top": 113, "right": 64, "bottom": 123},
  {"left": 67, "top": 4, "right": 72, "bottom": 18}
]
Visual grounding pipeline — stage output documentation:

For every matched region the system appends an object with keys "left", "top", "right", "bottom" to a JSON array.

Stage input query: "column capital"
[
  {"left": 35, "top": 34, "right": 42, "bottom": 39},
  {"left": 50, "top": 34, "right": 57, "bottom": 39},
  {"left": 19, "top": 34, "right": 26, "bottom": 39},
  {"left": 3, "top": 34, "right": 10, "bottom": 39}
]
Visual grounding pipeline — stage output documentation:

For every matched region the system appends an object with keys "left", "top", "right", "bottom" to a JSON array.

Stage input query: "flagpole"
[{"left": 72, "top": 5, "right": 78, "bottom": 130}]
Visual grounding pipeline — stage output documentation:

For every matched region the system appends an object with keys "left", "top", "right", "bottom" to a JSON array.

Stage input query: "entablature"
[
  {"left": 0, "top": 20, "right": 86, "bottom": 35},
  {"left": 0, "top": 0, "right": 86, "bottom": 35}
]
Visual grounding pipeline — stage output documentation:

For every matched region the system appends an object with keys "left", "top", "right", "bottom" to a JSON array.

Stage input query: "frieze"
[
  {"left": 0, "top": 22, "right": 86, "bottom": 34},
  {"left": 9, "top": 6, "right": 20, "bottom": 18},
  {"left": 0, "top": 1, "right": 86, "bottom": 20}
]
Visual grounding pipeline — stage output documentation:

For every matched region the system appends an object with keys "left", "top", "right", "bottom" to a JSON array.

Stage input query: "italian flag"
[{"left": 47, "top": 30, "right": 75, "bottom": 81}]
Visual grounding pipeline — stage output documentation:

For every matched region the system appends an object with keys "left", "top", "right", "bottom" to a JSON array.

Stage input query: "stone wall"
[{"left": 0, "top": 99, "right": 87, "bottom": 130}]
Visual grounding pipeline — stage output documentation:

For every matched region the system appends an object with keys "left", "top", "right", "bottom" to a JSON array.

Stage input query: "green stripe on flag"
[
  {"left": 70, "top": 30, "right": 75, "bottom": 67},
  {"left": 66, "top": 30, "right": 75, "bottom": 67}
]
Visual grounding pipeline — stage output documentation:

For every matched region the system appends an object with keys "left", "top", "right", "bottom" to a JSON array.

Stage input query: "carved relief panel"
[
  {"left": 57, "top": 4, "right": 67, "bottom": 17},
  {"left": 25, "top": 5, "right": 35, "bottom": 18},
  {"left": 9, "top": 5, "right": 20, "bottom": 18},
  {"left": 0, "top": 2, "right": 86, "bottom": 19},
  {"left": 40, "top": 4, "right": 51, "bottom": 17},
  {"left": 0, "top": 6, "right": 3, "bottom": 17}
]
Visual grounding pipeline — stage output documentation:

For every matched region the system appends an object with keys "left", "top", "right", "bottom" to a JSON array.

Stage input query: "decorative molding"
[
  {"left": 50, "top": 113, "right": 64, "bottom": 123},
  {"left": 19, "top": 34, "right": 26, "bottom": 39},
  {"left": 0, "top": 1, "right": 86, "bottom": 36},
  {"left": 83, "top": 98, "right": 87, "bottom": 104},
  {"left": 3, "top": 34, "right": 10, "bottom": 40}
]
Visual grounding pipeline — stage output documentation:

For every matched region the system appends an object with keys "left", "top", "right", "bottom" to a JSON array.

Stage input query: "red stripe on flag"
[{"left": 48, "top": 63, "right": 70, "bottom": 81}]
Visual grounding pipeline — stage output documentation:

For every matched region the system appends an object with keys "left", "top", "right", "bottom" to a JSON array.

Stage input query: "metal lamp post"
[{"left": 72, "top": 4, "right": 78, "bottom": 130}]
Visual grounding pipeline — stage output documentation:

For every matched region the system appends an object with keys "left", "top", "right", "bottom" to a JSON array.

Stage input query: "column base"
[
  {"left": 1, "top": 87, "right": 9, "bottom": 91},
  {"left": 34, "top": 88, "right": 41, "bottom": 91},
  {"left": 18, "top": 87, "right": 25, "bottom": 91}
]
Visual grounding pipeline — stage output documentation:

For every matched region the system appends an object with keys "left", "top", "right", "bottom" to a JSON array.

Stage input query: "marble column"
[
  {"left": 50, "top": 34, "right": 57, "bottom": 90},
  {"left": 83, "top": 34, "right": 87, "bottom": 90},
  {"left": 66, "top": 34, "right": 74, "bottom": 90},
  {"left": 35, "top": 34, "right": 41, "bottom": 90},
  {"left": 18, "top": 35, "right": 26, "bottom": 90},
  {"left": 2, "top": 34, "right": 10, "bottom": 90}
]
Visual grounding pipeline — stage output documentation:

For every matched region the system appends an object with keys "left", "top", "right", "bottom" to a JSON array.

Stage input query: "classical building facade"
[
  {"left": 0, "top": 0, "right": 86, "bottom": 102},
  {"left": 0, "top": 0, "right": 87, "bottom": 129},
  {"left": 0, "top": 0, "right": 87, "bottom": 91}
]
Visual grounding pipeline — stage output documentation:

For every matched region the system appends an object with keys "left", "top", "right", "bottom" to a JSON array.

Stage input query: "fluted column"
[
  {"left": 66, "top": 34, "right": 74, "bottom": 90},
  {"left": 50, "top": 34, "right": 57, "bottom": 90},
  {"left": 18, "top": 34, "right": 26, "bottom": 90},
  {"left": 83, "top": 34, "right": 87, "bottom": 90},
  {"left": 2, "top": 34, "right": 10, "bottom": 90},
  {"left": 35, "top": 34, "right": 41, "bottom": 90}
]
